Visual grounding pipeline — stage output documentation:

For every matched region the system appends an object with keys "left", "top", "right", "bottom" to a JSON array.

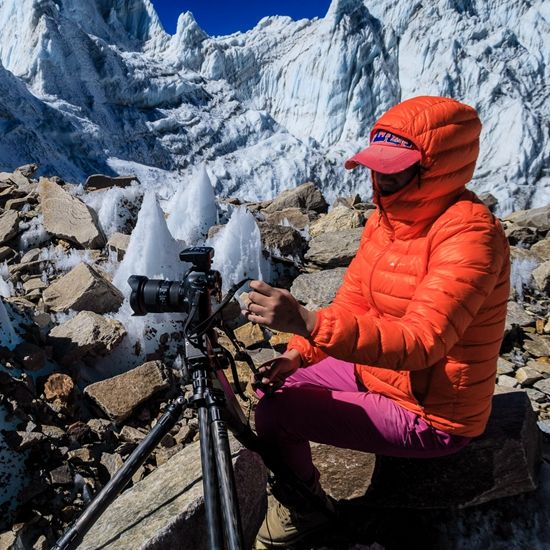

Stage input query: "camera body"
[{"left": 128, "top": 246, "right": 221, "bottom": 316}]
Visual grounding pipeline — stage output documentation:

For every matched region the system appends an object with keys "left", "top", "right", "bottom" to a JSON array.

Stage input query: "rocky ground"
[{"left": 0, "top": 165, "right": 549, "bottom": 549}]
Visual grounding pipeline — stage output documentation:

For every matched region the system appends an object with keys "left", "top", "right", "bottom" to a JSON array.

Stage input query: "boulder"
[
  {"left": 505, "top": 301, "right": 533, "bottom": 331},
  {"left": 0, "top": 210, "right": 19, "bottom": 244},
  {"left": 15, "top": 163, "right": 38, "bottom": 179},
  {"left": 0, "top": 245, "right": 15, "bottom": 262},
  {"left": 107, "top": 232, "right": 131, "bottom": 261},
  {"left": 363, "top": 390, "right": 541, "bottom": 509},
  {"left": 263, "top": 182, "right": 328, "bottom": 215},
  {"left": 233, "top": 322, "right": 267, "bottom": 348},
  {"left": 39, "top": 177, "right": 106, "bottom": 248},
  {"left": 309, "top": 206, "right": 365, "bottom": 238},
  {"left": 262, "top": 207, "right": 316, "bottom": 231},
  {"left": 531, "top": 237, "right": 550, "bottom": 261},
  {"left": 523, "top": 334, "right": 550, "bottom": 358},
  {"left": 43, "top": 373, "right": 75, "bottom": 410},
  {"left": 79, "top": 438, "right": 267, "bottom": 550},
  {"left": 304, "top": 228, "right": 363, "bottom": 270},
  {"left": 85, "top": 174, "right": 139, "bottom": 191},
  {"left": 258, "top": 222, "right": 305, "bottom": 258},
  {"left": 533, "top": 260, "right": 550, "bottom": 293},
  {"left": 333, "top": 194, "right": 362, "bottom": 209},
  {"left": 48, "top": 311, "right": 126, "bottom": 366},
  {"left": 0, "top": 171, "right": 30, "bottom": 188},
  {"left": 504, "top": 205, "right": 550, "bottom": 231},
  {"left": 84, "top": 361, "right": 170, "bottom": 422},
  {"left": 290, "top": 267, "right": 346, "bottom": 309},
  {"left": 43, "top": 263, "right": 123, "bottom": 313},
  {"left": 311, "top": 443, "right": 376, "bottom": 500},
  {"left": 478, "top": 192, "right": 499, "bottom": 212}
]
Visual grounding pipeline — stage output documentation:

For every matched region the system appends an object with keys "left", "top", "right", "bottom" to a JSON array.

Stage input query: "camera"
[{"left": 128, "top": 246, "right": 221, "bottom": 316}]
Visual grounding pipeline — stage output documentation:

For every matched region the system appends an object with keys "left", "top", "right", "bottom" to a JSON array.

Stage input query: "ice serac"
[
  {"left": 166, "top": 165, "right": 217, "bottom": 245},
  {"left": 112, "top": 190, "right": 184, "bottom": 295},
  {"left": 0, "top": 0, "right": 547, "bottom": 213}
]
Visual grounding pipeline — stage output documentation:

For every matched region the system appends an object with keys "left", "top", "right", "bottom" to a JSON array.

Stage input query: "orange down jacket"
[{"left": 288, "top": 96, "right": 510, "bottom": 437}]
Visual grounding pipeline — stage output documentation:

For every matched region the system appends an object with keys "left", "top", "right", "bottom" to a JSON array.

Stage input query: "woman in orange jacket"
[{"left": 244, "top": 96, "right": 510, "bottom": 548}]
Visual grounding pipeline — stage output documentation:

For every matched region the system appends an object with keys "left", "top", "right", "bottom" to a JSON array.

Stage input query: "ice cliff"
[{"left": 0, "top": 0, "right": 548, "bottom": 214}]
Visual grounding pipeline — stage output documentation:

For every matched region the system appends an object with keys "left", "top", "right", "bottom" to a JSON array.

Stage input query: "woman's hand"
[
  {"left": 254, "top": 348, "right": 302, "bottom": 392},
  {"left": 242, "top": 280, "right": 317, "bottom": 337}
]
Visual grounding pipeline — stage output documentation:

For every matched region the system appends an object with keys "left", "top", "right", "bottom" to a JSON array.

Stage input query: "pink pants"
[{"left": 255, "top": 357, "right": 471, "bottom": 484}]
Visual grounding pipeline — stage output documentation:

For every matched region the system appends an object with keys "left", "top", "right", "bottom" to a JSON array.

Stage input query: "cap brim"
[{"left": 344, "top": 144, "right": 422, "bottom": 174}]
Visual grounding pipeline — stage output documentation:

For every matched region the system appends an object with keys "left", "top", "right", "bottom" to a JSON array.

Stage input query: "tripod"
[{"left": 53, "top": 248, "right": 335, "bottom": 550}]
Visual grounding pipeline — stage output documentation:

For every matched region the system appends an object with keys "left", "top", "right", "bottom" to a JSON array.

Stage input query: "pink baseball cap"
[{"left": 345, "top": 130, "right": 422, "bottom": 174}]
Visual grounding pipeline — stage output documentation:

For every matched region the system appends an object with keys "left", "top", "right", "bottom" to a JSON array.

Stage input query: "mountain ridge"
[{"left": 0, "top": 0, "right": 547, "bottom": 214}]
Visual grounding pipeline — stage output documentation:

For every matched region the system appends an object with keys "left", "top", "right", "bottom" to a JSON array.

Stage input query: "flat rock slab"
[
  {"left": 84, "top": 361, "right": 170, "bottom": 422},
  {"left": 305, "top": 228, "right": 363, "bottom": 269},
  {"left": 291, "top": 267, "right": 346, "bottom": 309},
  {"left": 363, "top": 390, "right": 541, "bottom": 509},
  {"left": 43, "top": 263, "right": 123, "bottom": 314},
  {"left": 263, "top": 182, "right": 328, "bottom": 214},
  {"left": 79, "top": 438, "right": 267, "bottom": 550},
  {"left": 39, "top": 177, "right": 105, "bottom": 248},
  {"left": 0, "top": 209, "right": 19, "bottom": 244},
  {"left": 48, "top": 311, "right": 126, "bottom": 366}
]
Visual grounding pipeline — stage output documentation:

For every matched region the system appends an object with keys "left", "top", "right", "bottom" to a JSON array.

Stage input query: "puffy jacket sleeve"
[
  {"left": 287, "top": 223, "right": 373, "bottom": 366},
  {"left": 303, "top": 213, "right": 507, "bottom": 371}
]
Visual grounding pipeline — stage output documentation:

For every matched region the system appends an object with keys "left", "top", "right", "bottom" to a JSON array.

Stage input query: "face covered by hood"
[{"left": 347, "top": 96, "right": 482, "bottom": 237}]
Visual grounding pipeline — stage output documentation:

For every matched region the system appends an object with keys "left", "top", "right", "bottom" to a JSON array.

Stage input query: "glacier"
[{"left": 0, "top": 0, "right": 547, "bottom": 214}]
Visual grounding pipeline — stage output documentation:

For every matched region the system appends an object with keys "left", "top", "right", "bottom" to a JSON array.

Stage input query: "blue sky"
[{"left": 150, "top": 1, "right": 332, "bottom": 36}]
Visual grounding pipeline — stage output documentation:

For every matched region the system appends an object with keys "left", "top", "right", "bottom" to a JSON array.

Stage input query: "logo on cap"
[{"left": 372, "top": 130, "right": 414, "bottom": 149}]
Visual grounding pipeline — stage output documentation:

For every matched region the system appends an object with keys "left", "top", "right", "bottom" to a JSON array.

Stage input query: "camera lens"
[{"left": 128, "top": 275, "right": 187, "bottom": 315}]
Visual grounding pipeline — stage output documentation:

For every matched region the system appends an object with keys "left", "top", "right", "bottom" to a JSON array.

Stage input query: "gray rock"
[
  {"left": 0, "top": 209, "right": 19, "bottom": 244},
  {"left": 478, "top": 192, "right": 498, "bottom": 212},
  {"left": 79, "top": 438, "right": 267, "bottom": 550},
  {"left": 48, "top": 311, "right": 126, "bottom": 366},
  {"left": 20, "top": 248, "right": 42, "bottom": 263},
  {"left": 0, "top": 245, "right": 15, "bottom": 261},
  {"left": 262, "top": 207, "right": 316, "bottom": 231},
  {"left": 84, "top": 361, "right": 170, "bottom": 422},
  {"left": 39, "top": 177, "right": 106, "bottom": 248},
  {"left": 43, "top": 263, "right": 123, "bottom": 313},
  {"left": 290, "top": 267, "right": 346, "bottom": 309},
  {"left": 364, "top": 390, "right": 541, "bottom": 508},
  {"left": 515, "top": 367, "right": 544, "bottom": 386},
  {"left": 258, "top": 222, "right": 305, "bottom": 258},
  {"left": 504, "top": 205, "right": 550, "bottom": 231},
  {"left": 100, "top": 452, "right": 124, "bottom": 478},
  {"left": 531, "top": 237, "right": 550, "bottom": 261},
  {"left": 533, "top": 260, "right": 550, "bottom": 293},
  {"left": 505, "top": 301, "right": 533, "bottom": 331},
  {"left": 526, "top": 388, "right": 547, "bottom": 403},
  {"left": 526, "top": 360, "right": 550, "bottom": 375},
  {"left": 497, "top": 374, "right": 520, "bottom": 388},
  {"left": 107, "top": 232, "right": 131, "bottom": 261},
  {"left": 119, "top": 425, "right": 146, "bottom": 444},
  {"left": 533, "top": 378, "right": 550, "bottom": 396},
  {"left": 311, "top": 443, "right": 375, "bottom": 500},
  {"left": 15, "top": 163, "right": 38, "bottom": 179},
  {"left": 304, "top": 228, "right": 363, "bottom": 269},
  {"left": 22, "top": 277, "right": 47, "bottom": 294},
  {"left": 309, "top": 205, "right": 365, "bottom": 238},
  {"left": 523, "top": 334, "right": 550, "bottom": 358},
  {"left": 497, "top": 357, "right": 516, "bottom": 376},
  {"left": 263, "top": 182, "right": 328, "bottom": 214}
]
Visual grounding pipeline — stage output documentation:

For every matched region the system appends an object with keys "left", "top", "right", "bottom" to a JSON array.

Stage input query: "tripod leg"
[
  {"left": 210, "top": 405, "right": 245, "bottom": 550},
  {"left": 199, "top": 406, "right": 224, "bottom": 550},
  {"left": 52, "top": 396, "right": 187, "bottom": 550}
]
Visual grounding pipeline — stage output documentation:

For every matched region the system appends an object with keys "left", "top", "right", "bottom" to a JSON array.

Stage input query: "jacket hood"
[{"left": 371, "top": 96, "right": 482, "bottom": 238}]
